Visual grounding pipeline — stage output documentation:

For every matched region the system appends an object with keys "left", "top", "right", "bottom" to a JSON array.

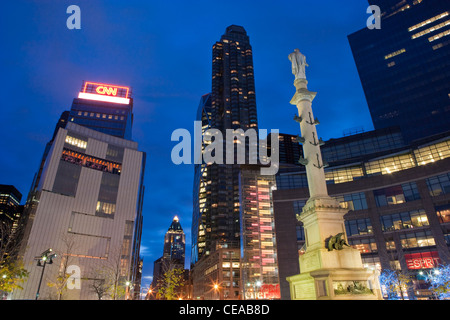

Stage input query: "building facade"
[
  {"left": 191, "top": 25, "right": 260, "bottom": 299},
  {"left": 14, "top": 122, "right": 145, "bottom": 300},
  {"left": 273, "top": 128, "right": 450, "bottom": 299},
  {"left": 14, "top": 81, "right": 145, "bottom": 300},
  {"left": 348, "top": 0, "right": 450, "bottom": 142},
  {"left": 239, "top": 166, "right": 280, "bottom": 300}
]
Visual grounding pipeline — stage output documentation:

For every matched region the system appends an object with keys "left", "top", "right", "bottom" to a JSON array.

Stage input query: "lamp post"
[{"left": 34, "top": 248, "right": 56, "bottom": 300}]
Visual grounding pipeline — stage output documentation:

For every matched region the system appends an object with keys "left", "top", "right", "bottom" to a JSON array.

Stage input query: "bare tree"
[{"left": 46, "top": 233, "right": 77, "bottom": 300}]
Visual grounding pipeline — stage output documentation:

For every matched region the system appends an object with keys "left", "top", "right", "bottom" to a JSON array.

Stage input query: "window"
[
  {"left": 436, "top": 204, "right": 450, "bottom": 223},
  {"left": 415, "top": 139, "right": 450, "bottom": 165},
  {"left": 61, "top": 148, "right": 122, "bottom": 175},
  {"left": 325, "top": 166, "right": 364, "bottom": 184},
  {"left": 399, "top": 230, "right": 436, "bottom": 248},
  {"left": 380, "top": 210, "right": 429, "bottom": 232},
  {"left": 293, "top": 200, "right": 306, "bottom": 215},
  {"left": 426, "top": 173, "right": 450, "bottom": 196},
  {"left": 365, "top": 153, "right": 415, "bottom": 176},
  {"left": 349, "top": 238, "right": 377, "bottom": 254},
  {"left": 335, "top": 192, "right": 368, "bottom": 211},
  {"left": 374, "top": 182, "right": 420, "bottom": 207},
  {"left": 345, "top": 218, "right": 373, "bottom": 236},
  {"left": 65, "top": 135, "right": 87, "bottom": 150},
  {"left": 52, "top": 160, "right": 81, "bottom": 197}
]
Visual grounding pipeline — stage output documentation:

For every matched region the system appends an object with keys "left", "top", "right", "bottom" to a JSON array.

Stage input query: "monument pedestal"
[{"left": 287, "top": 197, "right": 383, "bottom": 300}]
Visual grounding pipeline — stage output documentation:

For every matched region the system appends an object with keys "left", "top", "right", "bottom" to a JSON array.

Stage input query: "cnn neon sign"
[
  {"left": 78, "top": 81, "right": 130, "bottom": 105},
  {"left": 96, "top": 86, "right": 118, "bottom": 96}
]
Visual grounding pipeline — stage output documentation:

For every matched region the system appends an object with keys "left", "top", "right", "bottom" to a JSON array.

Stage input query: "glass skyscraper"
[
  {"left": 191, "top": 25, "right": 260, "bottom": 300},
  {"left": 348, "top": 0, "right": 450, "bottom": 143}
]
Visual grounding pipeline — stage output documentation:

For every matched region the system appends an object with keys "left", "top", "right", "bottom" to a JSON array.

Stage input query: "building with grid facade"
[{"left": 273, "top": 128, "right": 450, "bottom": 300}]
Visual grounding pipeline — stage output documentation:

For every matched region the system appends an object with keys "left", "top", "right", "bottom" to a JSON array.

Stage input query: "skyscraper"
[
  {"left": 191, "top": 25, "right": 259, "bottom": 299},
  {"left": 151, "top": 216, "right": 186, "bottom": 299},
  {"left": 348, "top": 0, "right": 450, "bottom": 142},
  {"left": 163, "top": 216, "right": 186, "bottom": 268},
  {"left": 15, "top": 82, "right": 145, "bottom": 300}
]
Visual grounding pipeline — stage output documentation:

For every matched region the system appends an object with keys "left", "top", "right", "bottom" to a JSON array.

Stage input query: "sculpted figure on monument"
[{"left": 288, "top": 48, "right": 309, "bottom": 80}]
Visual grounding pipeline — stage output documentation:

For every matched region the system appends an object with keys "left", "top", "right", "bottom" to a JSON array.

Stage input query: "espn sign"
[
  {"left": 404, "top": 251, "right": 440, "bottom": 270},
  {"left": 78, "top": 81, "right": 130, "bottom": 104}
]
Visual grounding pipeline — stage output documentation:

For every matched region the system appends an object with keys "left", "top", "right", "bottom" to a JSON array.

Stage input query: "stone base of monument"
[
  {"left": 286, "top": 197, "right": 383, "bottom": 300},
  {"left": 287, "top": 248, "right": 383, "bottom": 300}
]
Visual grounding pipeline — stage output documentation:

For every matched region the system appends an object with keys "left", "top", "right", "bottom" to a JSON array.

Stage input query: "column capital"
[{"left": 290, "top": 86, "right": 317, "bottom": 105}]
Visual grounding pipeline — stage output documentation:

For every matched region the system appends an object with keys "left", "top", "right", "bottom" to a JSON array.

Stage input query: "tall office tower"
[
  {"left": 163, "top": 216, "right": 186, "bottom": 268},
  {"left": 348, "top": 0, "right": 450, "bottom": 142},
  {"left": 191, "top": 26, "right": 260, "bottom": 299},
  {"left": 15, "top": 83, "right": 145, "bottom": 300}
]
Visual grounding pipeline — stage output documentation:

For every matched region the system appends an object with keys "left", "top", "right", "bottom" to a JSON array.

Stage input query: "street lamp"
[{"left": 34, "top": 248, "right": 57, "bottom": 300}]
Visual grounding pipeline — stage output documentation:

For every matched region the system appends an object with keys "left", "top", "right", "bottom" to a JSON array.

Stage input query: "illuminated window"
[
  {"left": 325, "top": 166, "right": 364, "bottom": 184},
  {"left": 400, "top": 230, "right": 435, "bottom": 248},
  {"left": 429, "top": 29, "right": 450, "bottom": 42},
  {"left": 408, "top": 12, "right": 449, "bottom": 32},
  {"left": 65, "top": 135, "right": 87, "bottom": 149},
  {"left": 348, "top": 238, "right": 377, "bottom": 254},
  {"left": 436, "top": 204, "right": 450, "bottom": 223},
  {"left": 384, "top": 48, "right": 406, "bottom": 60},
  {"left": 335, "top": 192, "right": 368, "bottom": 211},
  {"left": 365, "top": 153, "right": 415, "bottom": 176},
  {"left": 415, "top": 139, "right": 450, "bottom": 165},
  {"left": 374, "top": 182, "right": 420, "bottom": 207},
  {"left": 411, "top": 19, "right": 450, "bottom": 39},
  {"left": 380, "top": 210, "right": 429, "bottom": 232},
  {"left": 60, "top": 148, "right": 122, "bottom": 175}
]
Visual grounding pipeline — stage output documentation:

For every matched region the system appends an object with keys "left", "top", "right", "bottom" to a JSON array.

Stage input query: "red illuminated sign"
[
  {"left": 96, "top": 86, "right": 118, "bottom": 96},
  {"left": 83, "top": 82, "right": 129, "bottom": 98},
  {"left": 260, "top": 284, "right": 281, "bottom": 300},
  {"left": 78, "top": 81, "right": 130, "bottom": 104},
  {"left": 405, "top": 251, "right": 440, "bottom": 270}
]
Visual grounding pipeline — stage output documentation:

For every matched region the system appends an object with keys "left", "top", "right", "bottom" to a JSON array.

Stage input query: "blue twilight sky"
[{"left": 0, "top": 0, "right": 374, "bottom": 294}]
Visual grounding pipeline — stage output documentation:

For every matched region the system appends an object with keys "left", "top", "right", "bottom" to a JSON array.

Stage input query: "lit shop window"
[
  {"left": 408, "top": 12, "right": 449, "bottom": 32},
  {"left": 415, "top": 139, "right": 450, "bottom": 165},
  {"left": 380, "top": 210, "right": 429, "bottom": 232},
  {"left": 65, "top": 135, "right": 87, "bottom": 149},
  {"left": 411, "top": 19, "right": 450, "bottom": 39},
  {"left": 365, "top": 153, "right": 415, "bottom": 176}
]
